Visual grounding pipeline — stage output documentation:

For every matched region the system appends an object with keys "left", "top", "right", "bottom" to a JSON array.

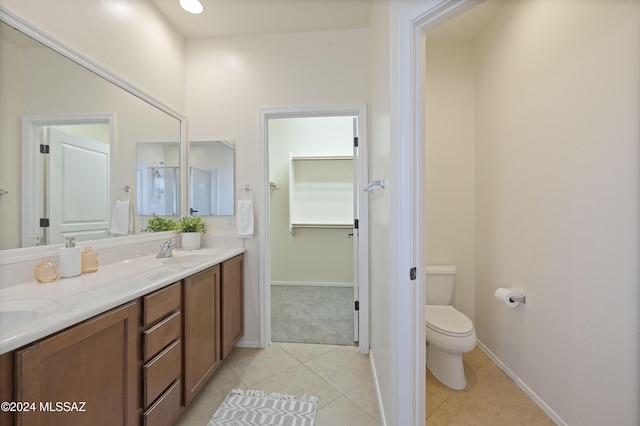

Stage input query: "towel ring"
[
  {"left": 117, "top": 185, "right": 132, "bottom": 201},
  {"left": 237, "top": 184, "right": 255, "bottom": 201}
]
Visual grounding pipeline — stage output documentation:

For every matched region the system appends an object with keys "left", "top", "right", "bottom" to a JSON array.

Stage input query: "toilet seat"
[{"left": 426, "top": 305, "right": 474, "bottom": 337}]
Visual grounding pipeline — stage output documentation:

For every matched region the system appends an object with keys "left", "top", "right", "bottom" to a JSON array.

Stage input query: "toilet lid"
[{"left": 425, "top": 305, "right": 474, "bottom": 337}]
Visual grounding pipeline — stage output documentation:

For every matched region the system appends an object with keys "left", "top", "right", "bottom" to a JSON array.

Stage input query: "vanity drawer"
[
  {"left": 143, "top": 311, "right": 181, "bottom": 361},
  {"left": 143, "top": 282, "right": 181, "bottom": 326},
  {"left": 143, "top": 339, "right": 181, "bottom": 407},
  {"left": 143, "top": 379, "right": 181, "bottom": 426}
]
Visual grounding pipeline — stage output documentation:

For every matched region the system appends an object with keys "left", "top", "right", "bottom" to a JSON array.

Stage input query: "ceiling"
[
  {"left": 149, "top": 0, "right": 374, "bottom": 38},
  {"left": 150, "top": 0, "right": 504, "bottom": 41},
  {"left": 426, "top": 0, "right": 504, "bottom": 45}
]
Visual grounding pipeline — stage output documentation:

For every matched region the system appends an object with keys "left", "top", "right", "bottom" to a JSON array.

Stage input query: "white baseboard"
[
  {"left": 271, "top": 281, "right": 354, "bottom": 287},
  {"left": 477, "top": 340, "right": 566, "bottom": 426},
  {"left": 369, "top": 349, "right": 387, "bottom": 426},
  {"left": 236, "top": 339, "right": 261, "bottom": 348}
]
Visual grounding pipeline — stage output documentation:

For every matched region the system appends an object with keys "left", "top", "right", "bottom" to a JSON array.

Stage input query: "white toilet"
[{"left": 425, "top": 265, "right": 476, "bottom": 390}]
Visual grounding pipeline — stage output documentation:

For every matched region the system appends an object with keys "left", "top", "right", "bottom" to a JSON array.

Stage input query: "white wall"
[
  {"left": 474, "top": 0, "right": 640, "bottom": 424},
  {"left": 424, "top": 43, "right": 475, "bottom": 320},
  {"left": 367, "top": 0, "right": 422, "bottom": 424},
  {"left": 269, "top": 117, "right": 354, "bottom": 285},
  {"left": 367, "top": 0, "right": 393, "bottom": 422},
  {"left": 0, "top": 0, "right": 185, "bottom": 111},
  {"left": 185, "top": 28, "right": 369, "bottom": 346}
]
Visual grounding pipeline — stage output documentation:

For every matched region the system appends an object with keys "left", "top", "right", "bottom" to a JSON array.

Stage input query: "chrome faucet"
[{"left": 156, "top": 238, "right": 181, "bottom": 258}]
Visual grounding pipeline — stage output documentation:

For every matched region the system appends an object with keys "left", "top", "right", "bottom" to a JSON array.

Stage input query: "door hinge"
[
  {"left": 410, "top": 267, "right": 417, "bottom": 280},
  {"left": 40, "top": 218, "right": 50, "bottom": 228},
  {"left": 355, "top": 301, "right": 360, "bottom": 311},
  {"left": 353, "top": 137, "right": 359, "bottom": 147},
  {"left": 40, "top": 144, "right": 50, "bottom": 154},
  {"left": 354, "top": 219, "right": 359, "bottom": 229}
]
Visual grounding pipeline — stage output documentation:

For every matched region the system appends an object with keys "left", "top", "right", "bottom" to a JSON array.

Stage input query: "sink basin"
[
  {"left": 158, "top": 253, "right": 212, "bottom": 271},
  {"left": 0, "top": 298, "right": 62, "bottom": 336}
]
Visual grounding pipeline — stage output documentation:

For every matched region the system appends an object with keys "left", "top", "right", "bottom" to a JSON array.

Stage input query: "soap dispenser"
[
  {"left": 81, "top": 246, "right": 99, "bottom": 273},
  {"left": 59, "top": 236, "right": 81, "bottom": 278}
]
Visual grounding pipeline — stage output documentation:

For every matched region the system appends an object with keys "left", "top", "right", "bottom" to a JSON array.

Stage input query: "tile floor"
[
  {"left": 427, "top": 346, "right": 556, "bottom": 425},
  {"left": 175, "top": 342, "right": 381, "bottom": 425}
]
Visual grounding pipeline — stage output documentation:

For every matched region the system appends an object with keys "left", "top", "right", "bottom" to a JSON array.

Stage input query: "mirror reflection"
[
  {"left": 26, "top": 122, "right": 112, "bottom": 245},
  {"left": 189, "top": 141, "right": 235, "bottom": 216},
  {"left": 0, "top": 20, "right": 182, "bottom": 250},
  {"left": 136, "top": 143, "right": 180, "bottom": 217}
]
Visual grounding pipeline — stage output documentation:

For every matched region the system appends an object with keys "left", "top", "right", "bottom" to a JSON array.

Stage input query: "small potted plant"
[
  {"left": 177, "top": 216, "right": 207, "bottom": 249},
  {"left": 143, "top": 214, "right": 178, "bottom": 232}
]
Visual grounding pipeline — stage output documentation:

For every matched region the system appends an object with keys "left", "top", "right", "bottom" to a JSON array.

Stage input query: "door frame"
[
  {"left": 21, "top": 113, "right": 115, "bottom": 247},
  {"left": 395, "top": 0, "right": 482, "bottom": 424},
  {"left": 258, "top": 103, "right": 369, "bottom": 354}
]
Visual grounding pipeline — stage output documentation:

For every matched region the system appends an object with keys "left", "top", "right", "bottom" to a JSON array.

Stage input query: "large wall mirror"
[
  {"left": 189, "top": 141, "right": 235, "bottom": 216},
  {"left": 0, "top": 13, "right": 183, "bottom": 251}
]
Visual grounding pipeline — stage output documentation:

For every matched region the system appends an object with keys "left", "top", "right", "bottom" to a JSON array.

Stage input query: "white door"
[
  {"left": 48, "top": 128, "right": 110, "bottom": 244},
  {"left": 190, "top": 167, "right": 216, "bottom": 215},
  {"left": 352, "top": 117, "right": 360, "bottom": 342}
]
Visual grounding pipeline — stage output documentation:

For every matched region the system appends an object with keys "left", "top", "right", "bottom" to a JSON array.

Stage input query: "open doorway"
[
  {"left": 269, "top": 115, "right": 356, "bottom": 345},
  {"left": 258, "top": 104, "right": 369, "bottom": 353}
]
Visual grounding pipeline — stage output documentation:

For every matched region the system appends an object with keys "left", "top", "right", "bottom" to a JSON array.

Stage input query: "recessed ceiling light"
[{"left": 180, "top": 0, "right": 204, "bottom": 14}]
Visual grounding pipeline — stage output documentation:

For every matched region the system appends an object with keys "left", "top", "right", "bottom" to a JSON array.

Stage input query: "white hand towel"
[
  {"left": 110, "top": 199, "right": 132, "bottom": 235},
  {"left": 237, "top": 199, "right": 254, "bottom": 238}
]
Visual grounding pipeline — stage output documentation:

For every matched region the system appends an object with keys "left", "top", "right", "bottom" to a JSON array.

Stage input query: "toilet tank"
[{"left": 425, "top": 265, "right": 457, "bottom": 305}]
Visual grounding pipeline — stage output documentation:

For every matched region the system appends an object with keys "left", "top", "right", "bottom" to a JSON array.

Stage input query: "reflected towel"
[
  {"left": 110, "top": 199, "right": 133, "bottom": 235},
  {"left": 237, "top": 199, "right": 254, "bottom": 238}
]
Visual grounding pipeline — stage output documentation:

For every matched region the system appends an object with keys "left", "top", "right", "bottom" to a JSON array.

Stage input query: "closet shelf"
[
  {"left": 288, "top": 153, "right": 354, "bottom": 237},
  {"left": 290, "top": 222, "right": 353, "bottom": 229},
  {"left": 290, "top": 155, "right": 353, "bottom": 161}
]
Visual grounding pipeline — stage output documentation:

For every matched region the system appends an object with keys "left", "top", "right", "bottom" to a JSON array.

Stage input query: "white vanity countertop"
[{"left": 0, "top": 246, "right": 245, "bottom": 355}]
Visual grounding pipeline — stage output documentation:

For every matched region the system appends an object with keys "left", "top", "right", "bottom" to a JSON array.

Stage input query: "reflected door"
[
  {"left": 190, "top": 167, "right": 217, "bottom": 216},
  {"left": 48, "top": 128, "right": 110, "bottom": 244}
]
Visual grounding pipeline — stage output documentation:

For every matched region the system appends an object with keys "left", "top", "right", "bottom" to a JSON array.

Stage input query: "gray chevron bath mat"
[{"left": 207, "top": 389, "right": 318, "bottom": 426}]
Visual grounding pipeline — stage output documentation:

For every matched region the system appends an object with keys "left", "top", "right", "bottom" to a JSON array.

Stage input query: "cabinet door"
[
  {"left": 183, "top": 265, "right": 220, "bottom": 405},
  {"left": 221, "top": 254, "right": 244, "bottom": 359},
  {"left": 16, "top": 301, "right": 139, "bottom": 426},
  {"left": 0, "top": 352, "right": 14, "bottom": 426}
]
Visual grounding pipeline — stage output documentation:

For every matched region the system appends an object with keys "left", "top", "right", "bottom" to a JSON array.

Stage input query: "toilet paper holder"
[{"left": 509, "top": 294, "right": 526, "bottom": 304}]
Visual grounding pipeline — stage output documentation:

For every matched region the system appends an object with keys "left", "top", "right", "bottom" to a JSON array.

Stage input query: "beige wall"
[
  {"left": 473, "top": 0, "right": 640, "bottom": 424},
  {"left": 186, "top": 28, "right": 370, "bottom": 346},
  {"left": 269, "top": 117, "right": 354, "bottom": 285},
  {"left": 424, "top": 43, "right": 476, "bottom": 320}
]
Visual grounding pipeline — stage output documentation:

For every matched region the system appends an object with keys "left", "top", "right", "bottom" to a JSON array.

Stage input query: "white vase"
[{"left": 180, "top": 232, "right": 201, "bottom": 250}]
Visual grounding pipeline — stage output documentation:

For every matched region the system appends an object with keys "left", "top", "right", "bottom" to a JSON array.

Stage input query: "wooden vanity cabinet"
[
  {"left": 14, "top": 301, "right": 140, "bottom": 426},
  {"left": 3, "top": 252, "right": 244, "bottom": 426},
  {"left": 0, "top": 352, "right": 14, "bottom": 426},
  {"left": 221, "top": 254, "right": 244, "bottom": 359},
  {"left": 141, "top": 282, "right": 182, "bottom": 426},
  {"left": 183, "top": 265, "right": 221, "bottom": 405}
]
